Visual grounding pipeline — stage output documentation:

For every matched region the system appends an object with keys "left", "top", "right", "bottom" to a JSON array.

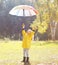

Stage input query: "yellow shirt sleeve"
[
  {"left": 22, "top": 30, "right": 26, "bottom": 36},
  {"left": 31, "top": 31, "right": 35, "bottom": 36}
]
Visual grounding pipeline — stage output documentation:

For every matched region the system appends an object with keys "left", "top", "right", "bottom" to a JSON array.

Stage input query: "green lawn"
[{"left": 0, "top": 40, "right": 58, "bottom": 65}]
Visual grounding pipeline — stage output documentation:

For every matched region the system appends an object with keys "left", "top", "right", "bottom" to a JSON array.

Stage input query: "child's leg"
[
  {"left": 21, "top": 49, "right": 26, "bottom": 62},
  {"left": 23, "top": 49, "right": 29, "bottom": 57},
  {"left": 24, "top": 49, "right": 30, "bottom": 62},
  {"left": 23, "top": 49, "right": 29, "bottom": 62},
  {"left": 25, "top": 49, "right": 29, "bottom": 57}
]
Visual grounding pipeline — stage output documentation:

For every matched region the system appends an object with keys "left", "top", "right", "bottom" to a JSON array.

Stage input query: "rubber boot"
[
  {"left": 26, "top": 57, "right": 29, "bottom": 62},
  {"left": 21, "top": 57, "right": 26, "bottom": 62}
]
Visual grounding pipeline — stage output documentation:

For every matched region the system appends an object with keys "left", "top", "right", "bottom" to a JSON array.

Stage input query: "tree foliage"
[{"left": 30, "top": 0, "right": 58, "bottom": 37}]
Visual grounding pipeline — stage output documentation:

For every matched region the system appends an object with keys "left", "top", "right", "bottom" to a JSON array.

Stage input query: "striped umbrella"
[{"left": 9, "top": 5, "right": 38, "bottom": 16}]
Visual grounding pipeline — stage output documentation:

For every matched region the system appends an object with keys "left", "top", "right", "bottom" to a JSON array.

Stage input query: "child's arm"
[
  {"left": 22, "top": 23, "right": 26, "bottom": 35},
  {"left": 31, "top": 27, "right": 37, "bottom": 36}
]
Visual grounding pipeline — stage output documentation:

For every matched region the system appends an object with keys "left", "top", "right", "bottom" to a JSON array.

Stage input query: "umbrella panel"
[{"left": 9, "top": 5, "right": 38, "bottom": 16}]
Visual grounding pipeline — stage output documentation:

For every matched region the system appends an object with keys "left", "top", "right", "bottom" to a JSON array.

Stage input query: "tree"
[
  {"left": 30, "top": 0, "right": 58, "bottom": 40},
  {"left": 47, "top": 0, "right": 58, "bottom": 40}
]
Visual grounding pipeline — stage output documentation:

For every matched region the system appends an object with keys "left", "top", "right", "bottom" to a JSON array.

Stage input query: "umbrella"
[
  {"left": 9, "top": 5, "right": 38, "bottom": 30},
  {"left": 9, "top": 5, "right": 38, "bottom": 16}
]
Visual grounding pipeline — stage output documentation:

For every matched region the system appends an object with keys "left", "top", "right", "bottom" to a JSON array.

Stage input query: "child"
[{"left": 21, "top": 23, "right": 35, "bottom": 63}]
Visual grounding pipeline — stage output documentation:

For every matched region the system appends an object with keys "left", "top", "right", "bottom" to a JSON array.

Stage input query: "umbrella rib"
[
  {"left": 23, "top": 9, "right": 25, "bottom": 16},
  {"left": 29, "top": 10, "right": 32, "bottom": 16},
  {"left": 17, "top": 9, "right": 20, "bottom": 16}
]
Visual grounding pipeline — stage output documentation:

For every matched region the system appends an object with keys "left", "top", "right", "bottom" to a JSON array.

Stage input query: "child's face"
[{"left": 27, "top": 29, "right": 32, "bottom": 33}]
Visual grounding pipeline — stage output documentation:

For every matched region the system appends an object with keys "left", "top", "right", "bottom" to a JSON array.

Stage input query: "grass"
[{"left": 0, "top": 40, "right": 58, "bottom": 65}]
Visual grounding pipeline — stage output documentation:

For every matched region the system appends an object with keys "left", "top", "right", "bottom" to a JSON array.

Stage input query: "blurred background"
[{"left": 0, "top": 0, "right": 58, "bottom": 40}]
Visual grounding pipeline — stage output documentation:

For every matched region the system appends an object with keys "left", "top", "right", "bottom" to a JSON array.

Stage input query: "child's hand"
[
  {"left": 22, "top": 23, "right": 25, "bottom": 28},
  {"left": 32, "top": 27, "right": 36, "bottom": 31}
]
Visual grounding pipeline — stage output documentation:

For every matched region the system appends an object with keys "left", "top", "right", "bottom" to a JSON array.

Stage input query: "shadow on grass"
[
  {"left": 24, "top": 62, "right": 31, "bottom": 65},
  {"left": 39, "top": 41, "right": 58, "bottom": 45}
]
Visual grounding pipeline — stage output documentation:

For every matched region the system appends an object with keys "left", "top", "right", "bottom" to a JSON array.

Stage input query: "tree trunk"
[{"left": 50, "top": 21, "right": 57, "bottom": 40}]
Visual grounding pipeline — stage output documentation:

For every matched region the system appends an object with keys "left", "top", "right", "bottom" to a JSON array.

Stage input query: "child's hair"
[
  {"left": 28, "top": 27, "right": 32, "bottom": 30},
  {"left": 27, "top": 27, "right": 32, "bottom": 32}
]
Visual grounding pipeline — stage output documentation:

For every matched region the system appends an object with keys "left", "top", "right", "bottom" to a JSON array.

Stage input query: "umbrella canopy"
[{"left": 9, "top": 5, "right": 38, "bottom": 16}]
